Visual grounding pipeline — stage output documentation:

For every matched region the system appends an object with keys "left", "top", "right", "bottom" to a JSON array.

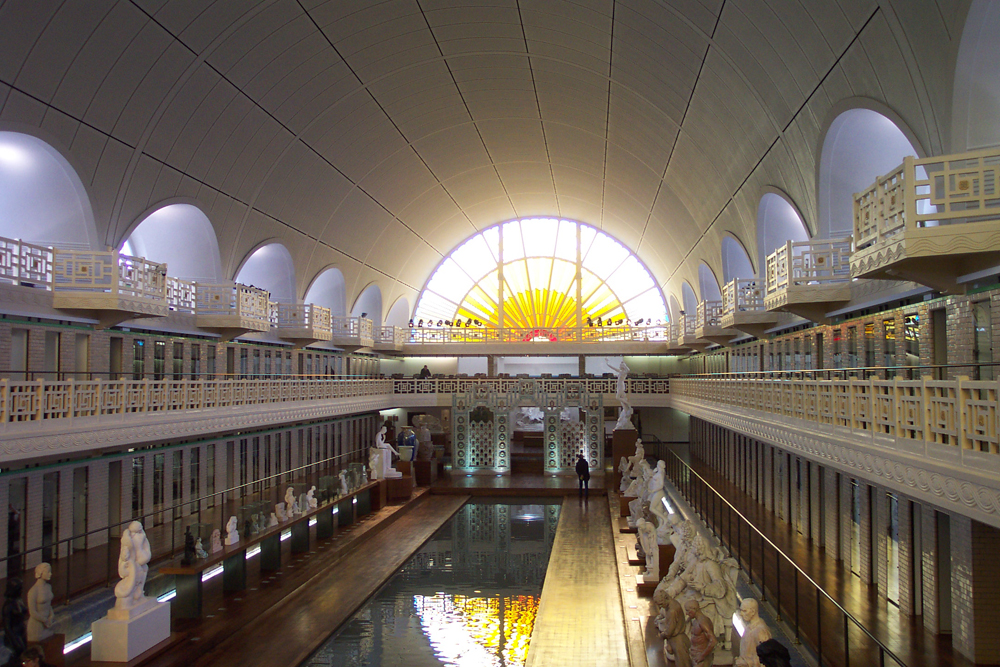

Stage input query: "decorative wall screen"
[
  {"left": 452, "top": 379, "right": 602, "bottom": 474},
  {"left": 415, "top": 218, "right": 667, "bottom": 333}
]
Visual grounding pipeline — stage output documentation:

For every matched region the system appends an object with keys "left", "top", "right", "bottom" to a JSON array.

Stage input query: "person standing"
[
  {"left": 575, "top": 453, "right": 590, "bottom": 496},
  {"left": 418, "top": 365, "right": 431, "bottom": 378}
]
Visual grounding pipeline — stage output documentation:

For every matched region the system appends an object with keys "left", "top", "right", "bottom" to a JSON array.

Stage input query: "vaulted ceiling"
[{"left": 0, "top": 1, "right": 962, "bottom": 311}]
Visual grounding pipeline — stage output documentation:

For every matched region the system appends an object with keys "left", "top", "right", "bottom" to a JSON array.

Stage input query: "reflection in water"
[{"left": 302, "top": 501, "right": 559, "bottom": 667}]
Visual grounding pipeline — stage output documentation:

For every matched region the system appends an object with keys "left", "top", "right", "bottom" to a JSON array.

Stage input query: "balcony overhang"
[
  {"left": 764, "top": 282, "right": 851, "bottom": 324},
  {"left": 195, "top": 314, "right": 270, "bottom": 342},
  {"left": 398, "top": 340, "right": 669, "bottom": 356},
  {"left": 851, "top": 223, "right": 1000, "bottom": 295},
  {"left": 694, "top": 325, "right": 739, "bottom": 347},
  {"left": 719, "top": 310, "right": 781, "bottom": 338},
  {"left": 277, "top": 327, "right": 332, "bottom": 349},
  {"left": 678, "top": 334, "right": 713, "bottom": 351},
  {"left": 54, "top": 294, "right": 169, "bottom": 330}
]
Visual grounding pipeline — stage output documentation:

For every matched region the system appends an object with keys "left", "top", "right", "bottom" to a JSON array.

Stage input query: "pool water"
[{"left": 302, "top": 500, "right": 561, "bottom": 667}]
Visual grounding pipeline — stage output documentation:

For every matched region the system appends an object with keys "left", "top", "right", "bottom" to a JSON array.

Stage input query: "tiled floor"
[{"left": 527, "top": 495, "right": 631, "bottom": 667}]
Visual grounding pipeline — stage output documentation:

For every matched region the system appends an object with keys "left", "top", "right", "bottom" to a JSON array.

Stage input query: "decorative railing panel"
[
  {"left": 695, "top": 300, "right": 723, "bottom": 329},
  {"left": 166, "top": 277, "right": 197, "bottom": 313},
  {"left": 765, "top": 238, "right": 852, "bottom": 296},
  {"left": 195, "top": 283, "right": 270, "bottom": 329},
  {"left": 722, "top": 278, "right": 765, "bottom": 316},
  {"left": 671, "top": 375, "right": 1000, "bottom": 456},
  {"left": 403, "top": 325, "right": 670, "bottom": 344},
  {"left": 0, "top": 238, "right": 53, "bottom": 288},
  {"left": 277, "top": 303, "right": 332, "bottom": 337}
]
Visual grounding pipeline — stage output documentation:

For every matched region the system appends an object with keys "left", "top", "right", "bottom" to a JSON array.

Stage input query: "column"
[
  {"left": 897, "top": 496, "right": 915, "bottom": 615},
  {"left": 25, "top": 471, "right": 43, "bottom": 569},
  {"left": 57, "top": 469, "right": 72, "bottom": 558},
  {"left": 921, "top": 507, "right": 940, "bottom": 633},
  {"left": 87, "top": 460, "right": 110, "bottom": 548},
  {"left": 823, "top": 467, "right": 838, "bottom": 557},
  {"left": 859, "top": 482, "right": 874, "bottom": 585},
  {"left": 839, "top": 475, "right": 852, "bottom": 565},
  {"left": 951, "top": 518, "right": 1000, "bottom": 663},
  {"left": 181, "top": 447, "right": 192, "bottom": 518}
]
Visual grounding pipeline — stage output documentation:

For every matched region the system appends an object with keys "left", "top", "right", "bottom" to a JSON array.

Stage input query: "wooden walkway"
[{"left": 527, "top": 495, "right": 630, "bottom": 667}]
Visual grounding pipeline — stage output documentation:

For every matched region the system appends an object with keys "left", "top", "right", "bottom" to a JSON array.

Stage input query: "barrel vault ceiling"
[{"left": 0, "top": 0, "right": 958, "bottom": 309}]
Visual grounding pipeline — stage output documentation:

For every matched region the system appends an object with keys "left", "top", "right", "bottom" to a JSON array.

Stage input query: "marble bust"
[
  {"left": 210, "top": 528, "right": 223, "bottom": 553},
  {"left": 224, "top": 516, "right": 239, "bottom": 546},
  {"left": 26, "top": 562, "right": 54, "bottom": 642},
  {"left": 734, "top": 598, "right": 771, "bottom": 667}
]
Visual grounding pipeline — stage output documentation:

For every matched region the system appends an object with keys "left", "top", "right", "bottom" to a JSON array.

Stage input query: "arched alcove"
[
  {"left": 756, "top": 191, "right": 810, "bottom": 274},
  {"left": 668, "top": 294, "right": 681, "bottom": 325},
  {"left": 121, "top": 203, "right": 223, "bottom": 282},
  {"left": 698, "top": 262, "right": 722, "bottom": 302},
  {"left": 385, "top": 297, "right": 410, "bottom": 327},
  {"left": 681, "top": 282, "right": 698, "bottom": 317},
  {"left": 721, "top": 235, "right": 755, "bottom": 284},
  {"left": 234, "top": 242, "right": 296, "bottom": 303},
  {"left": 0, "top": 131, "right": 99, "bottom": 249},
  {"left": 352, "top": 283, "right": 383, "bottom": 328},
  {"left": 952, "top": 1, "right": 1000, "bottom": 151},
  {"left": 818, "top": 107, "right": 922, "bottom": 239},
  {"left": 304, "top": 267, "right": 347, "bottom": 316}
]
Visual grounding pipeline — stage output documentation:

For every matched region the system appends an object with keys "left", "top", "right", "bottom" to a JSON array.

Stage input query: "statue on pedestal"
[
  {"left": 210, "top": 529, "right": 223, "bottom": 553},
  {"left": 339, "top": 471, "right": 349, "bottom": 496},
  {"left": 275, "top": 502, "right": 288, "bottom": 522},
  {"left": 26, "top": 563, "right": 54, "bottom": 643},
  {"left": 655, "top": 595, "right": 691, "bottom": 667},
  {"left": 734, "top": 599, "right": 771, "bottom": 667},
  {"left": 606, "top": 358, "right": 634, "bottom": 430},
  {"left": 636, "top": 519, "right": 659, "bottom": 582},
  {"left": 224, "top": 516, "right": 239, "bottom": 547},
  {"left": 268, "top": 513, "right": 279, "bottom": 527},
  {"left": 113, "top": 521, "right": 151, "bottom": 616},
  {"left": 307, "top": 486, "right": 318, "bottom": 510},
  {"left": 2, "top": 578, "right": 27, "bottom": 667},
  {"left": 195, "top": 538, "right": 208, "bottom": 559},
  {"left": 685, "top": 600, "right": 717, "bottom": 667},
  {"left": 373, "top": 425, "right": 402, "bottom": 479},
  {"left": 646, "top": 461, "right": 673, "bottom": 543},
  {"left": 284, "top": 487, "right": 298, "bottom": 516},
  {"left": 665, "top": 535, "right": 739, "bottom": 648}
]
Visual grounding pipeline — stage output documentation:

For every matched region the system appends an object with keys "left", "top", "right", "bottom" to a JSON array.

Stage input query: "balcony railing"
[
  {"left": 671, "top": 374, "right": 1000, "bottom": 455},
  {"left": 695, "top": 300, "right": 722, "bottom": 329},
  {"left": 276, "top": 303, "right": 332, "bottom": 340},
  {"left": 722, "top": 278, "right": 765, "bottom": 316},
  {"left": 402, "top": 325, "right": 670, "bottom": 344},
  {"left": 52, "top": 249, "right": 167, "bottom": 301},
  {"left": 0, "top": 237, "right": 53, "bottom": 288},
  {"left": 377, "top": 325, "right": 406, "bottom": 348},
  {"left": 391, "top": 376, "right": 670, "bottom": 396},
  {"left": 166, "top": 276, "right": 197, "bottom": 313},
  {"left": 765, "top": 237, "right": 852, "bottom": 297},
  {"left": 195, "top": 283, "right": 271, "bottom": 332},
  {"left": 855, "top": 149, "right": 1000, "bottom": 250}
]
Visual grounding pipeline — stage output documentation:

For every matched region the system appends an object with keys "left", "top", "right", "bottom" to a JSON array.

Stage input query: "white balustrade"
[
  {"left": 166, "top": 277, "right": 197, "bottom": 313},
  {"left": 277, "top": 303, "right": 332, "bottom": 339},
  {"left": 0, "top": 238, "right": 53, "bottom": 288},
  {"left": 695, "top": 301, "right": 723, "bottom": 329},
  {"left": 722, "top": 278, "right": 765, "bottom": 316},
  {"left": 765, "top": 237, "right": 852, "bottom": 297},
  {"left": 195, "top": 283, "right": 271, "bottom": 331},
  {"left": 403, "top": 325, "right": 670, "bottom": 344},
  {"left": 52, "top": 249, "right": 167, "bottom": 300}
]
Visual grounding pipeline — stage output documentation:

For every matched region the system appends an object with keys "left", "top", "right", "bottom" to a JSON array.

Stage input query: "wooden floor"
[
  {"left": 76, "top": 492, "right": 469, "bottom": 667},
  {"left": 527, "top": 494, "right": 630, "bottom": 667},
  {"left": 680, "top": 452, "right": 973, "bottom": 667}
]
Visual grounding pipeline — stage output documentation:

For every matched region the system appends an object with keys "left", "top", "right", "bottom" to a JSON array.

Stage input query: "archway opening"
[
  {"left": 756, "top": 192, "right": 810, "bottom": 274},
  {"left": 952, "top": 1, "right": 1000, "bottom": 151},
  {"left": 0, "top": 131, "right": 98, "bottom": 249},
  {"left": 122, "top": 204, "right": 223, "bottom": 282},
  {"left": 305, "top": 267, "right": 347, "bottom": 316},
  {"left": 721, "top": 236, "right": 754, "bottom": 284},
  {"left": 235, "top": 243, "right": 296, "bottom": 303},
  {"left": 385, "top": 297, "right": 410, "bottom": 327},
  {"left": 352, "top": 284, "right": 383, "bottom": 328},
  {"left": 698, "top": 263, "right": 721, "bottom": 302}
]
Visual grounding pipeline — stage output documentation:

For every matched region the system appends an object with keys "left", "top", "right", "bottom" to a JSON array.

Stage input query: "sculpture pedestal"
[
  {"left": 657, "top": 543, "right": 676, "bottom": 580},
  {"left": 91, "top": 600, "right": 170, "bottom": 662},
  {"left": 620, "top": 496, "right": 635, "bottom": 517},
  {"left": 612, "top": 428, "right": 639, "bottom": 490}
]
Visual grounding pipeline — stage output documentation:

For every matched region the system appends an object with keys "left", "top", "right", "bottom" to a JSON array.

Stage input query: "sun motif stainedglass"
[{"left": 414, "top": 218, "right": 667, "bottom": 331}]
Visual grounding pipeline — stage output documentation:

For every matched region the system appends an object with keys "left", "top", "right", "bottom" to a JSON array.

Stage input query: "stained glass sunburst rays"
[{"left": 415, "top": 218, "right": 667, "bottom": 329}]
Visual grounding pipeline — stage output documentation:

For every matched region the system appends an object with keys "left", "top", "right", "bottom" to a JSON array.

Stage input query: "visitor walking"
[{"left": 575, "top": 453, "right": 590, "bottom": 496}]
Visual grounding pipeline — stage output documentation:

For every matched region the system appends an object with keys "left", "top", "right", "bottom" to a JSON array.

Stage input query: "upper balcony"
[
  {"left": 400, "top": 324, "right": 670, "bottom": 355},
  {"left": 375, "top": 325, "right": 406, "bottom": 352},
  {"left": 332, "top": 316, "right": 375, "bottom": 350},
  {"left": 276, "top": 303, "right": 332, "bottom": 347},
  {"left": 852, "top": 149, "right": 1000, "bottom": 294},
  {"left": 678, "top": 313, "right": 712, "bottom": 350},
  {"left": 194, "top": 282, "right": 271, "bottom": 340},
  {"left": 693, "top": 300, "right": 738, "bottom": 347},
  {"left": 51, "top": 249, "right": 169, "bottom": 328},
  {"left": 764, "top": 237, "right": 852, "bottom": 323},
  {"left": 721, "top": 278, "right": 781, "bottom": 337}
]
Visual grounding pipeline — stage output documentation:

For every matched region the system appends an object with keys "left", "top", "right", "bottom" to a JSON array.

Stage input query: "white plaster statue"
[
  {"left": 646, "top": 460, "right": 673, "bottom": 543},
  {"left": 268, "top": 512, "right": 279, "bottom": 527},
  {"left": 113, "top": 521, "right": 152, "bottom": 615},
  {"left": 26, "top": 562, "right": 54, "bottom": 642},
  {"left": 369, "top": 446, "right": 382, "bottom": 480},
  {"left": 339, "top": 470, "right": 349, "bottom": 496},
  {"left": 210, "top": 528, "right": 223, "bottom": 553},
  {"left": 685, "top": 599, "right": 717, "bottom": 667},
  {"left": 606, "top": 358, "right": 634, "bottom": 430},
  {"left": 224, "top": 516, "right": 239, "bottom": 546},
  {"left": 284, "top": 487, "right": 298, "bottom": 515},
  {"left": 623, "top": 459, "right": 650, "bottom": 499},
  {"left": 665, "top": 535, "right": 739, "bottom": 650},
  {"left": 373, "top": 425, "right": 402, "bottom": 479},
  {"left": 734, "top": 598, "right": 771, "bottom": 667},
  {"left": 636, "top": 519, "right": 659, "bottom": 582},
  {"left": 307, "top": 486, "right": 318, "bottom": 510},
  {"left": 627, "top": 460, "right": 656, "bottom": 527},
  {"left": 195, "top": 538, "right": 208, "bottom": 560},
  {"left": 275, "top": 502, "right": 288, "bottom": 522}
]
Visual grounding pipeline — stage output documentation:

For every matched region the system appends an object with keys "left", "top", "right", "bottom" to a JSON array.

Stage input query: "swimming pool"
[{"left": 302, "top": 499, "right": 561, "bottom": 667}]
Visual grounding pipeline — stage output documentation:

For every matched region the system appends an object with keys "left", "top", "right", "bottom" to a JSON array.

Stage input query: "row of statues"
[{"left": 619, "top": 439, "right": 784, "bottom": 667}]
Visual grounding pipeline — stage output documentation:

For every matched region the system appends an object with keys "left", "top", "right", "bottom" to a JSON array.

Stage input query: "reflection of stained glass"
[{"left": 415, "top": 218, "right": 667, "bottom": 329}]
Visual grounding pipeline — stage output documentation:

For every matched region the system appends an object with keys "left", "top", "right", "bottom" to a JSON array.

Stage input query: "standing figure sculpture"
[
  {"left": 665, "top": 535, "right": 739, "bottom": 648},
  {"left": 655, "top": 595, "right": 691, "bottom": 667},
  {"left": 26, "top": 563, "right": 54, "bottom": 643},
  {"left": 636, "top": 519, "right": 659, "bottom": 582},
  {"left": 685, "top": 599, "right": 717, "bottom": 667},
  {"left": 2, "top": 578, "right": 27, "bottom": 667},
  {"left": 224, "top": 516, "right": 239, "bottom": 546},
  {"left": 734, "top": 599, "right": 772, "bottom": 667},
  {"left": 606, "top": 358, "right": 634, "bottom": 430},
  {"left": 113, "top": 521, "right": 152, "bottom": 614},
  {"left": 210, "top": 528, "right": 223, "bottom": 553},
  {"left": 284, "top": 487, "right": 298, "bottom": 516}
]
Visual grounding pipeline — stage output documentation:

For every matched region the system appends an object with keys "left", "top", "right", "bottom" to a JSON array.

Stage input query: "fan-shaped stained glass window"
[{"left": 414, "top": 218, "right": 667, "bottom": 330}]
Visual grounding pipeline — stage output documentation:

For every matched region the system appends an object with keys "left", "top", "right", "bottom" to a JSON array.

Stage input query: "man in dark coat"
[{"left": 575, "top": 453, "right": 590, "bottom": 496}]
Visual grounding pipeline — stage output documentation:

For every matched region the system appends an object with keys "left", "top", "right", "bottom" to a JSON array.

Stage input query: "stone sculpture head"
[
  {"left": 34, "top": 563, "right": 52, "bottom": 581},
  {"left": 226, "top": 516, "right": 237, "bottom": 532},
  {"left": 739, "top": 598, "right": 759, "bottom": 623},
  {"left": 652, "top": 586, "right": 671, "bottom": 610},
  {"left": 684, "top": 599, "right": 700, "bottom": 619}
]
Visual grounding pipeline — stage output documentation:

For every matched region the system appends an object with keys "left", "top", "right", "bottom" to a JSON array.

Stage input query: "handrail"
[
  {"left": 660, "top": 447, "right": 906, "bottom": 667},
  {"left": 674, "top": 361, "right": 1000, "bottom": 381},
  {"left": 3, "top": 446, "right": 369, "bottom": 607}
]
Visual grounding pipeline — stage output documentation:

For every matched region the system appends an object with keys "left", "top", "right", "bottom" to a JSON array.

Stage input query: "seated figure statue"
[
  {"left": 665, "top": 535, "right": 739, "bottom": 651},
  {"left": 284, "top": 487, "right": 298, "bottom": 516},
  {"left": 623, "top": 459, "right": 650, "bottom": 499},
  {"left": 374, "top": 425, "right": 402, "bottom": 479}
]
